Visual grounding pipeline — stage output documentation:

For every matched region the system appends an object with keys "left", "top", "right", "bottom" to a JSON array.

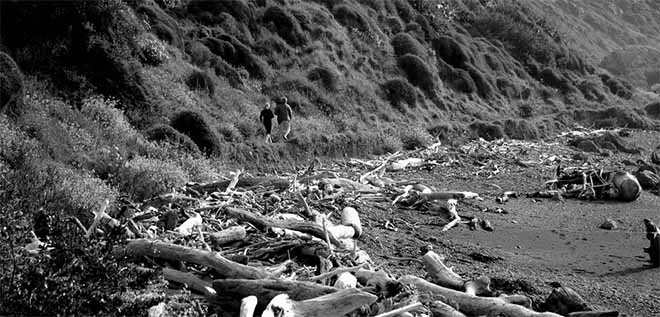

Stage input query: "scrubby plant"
[
  {"left": 383, "top": 78, "right": 417, "bottom": 110},
  {"left": 0, "top": 52, "right": 24, "bottom": 115},
  {"left": 116, "top": 156, "right": 187, "bottom": 201},
  {"left": 145, "top": 124, "right": 201, "bottom": 154},
  {"left": 503, "top": 119, "right": 538, "bottom": 140},
  {"left": 136, "top": 2, "right": 184, "bottom": 48},
  {"left": 307, "top": 66, "right": 339, "bottom": 91},
  {"left": 391, "top": 32, "right": 426, "bottom": 58},
  {"left": 400, "top": 126, "right": 432, "bottom": 150},
  {"left": 397, "top": 54, "right": 435, "bottom": 93},
  {"left": 213, "top": 34, "right": 269, "bottom": 79},
  {"left": 186, "top": 41, "right": 215, "bottom": 67},
  {"left": 380, "top": 134, "right": 403, "bottom": 153},
  {"left": 170, "top": 110, "right": 223, "bottom": 155},
  {"left": 262, "top": 6, "right": 308, "bottom": 46},
  {"left": 186, "top": 70, "right": 215, "bottom": 96},
  {"left": 468, "top": 121, "right": 504, "bottom": 141},
  {"left": 212, "top": 58, "right": 245, "bottom": 89},
  {"left": 645, "top": 102, "right": 660, "bottom": 119},
  {"left": 384, "top": 16, "right": 404, "bottom": 34},
  {"left": 599, "top": 73, "right": 633, "bottom": 99},
  {"left": 332, "top": 4, "right": 371, "bottom": 32},
  {"left": 427, "top": 123, "right": 453, "bottom": 139},
  {"left": 432, "top": 36, "right": 472, "bottom": 69},
  {"left": 187, "top": 0, "right": 254, "bottom": 25},
  {"left": 217, "top": 122, "right": 245, "bottom": 142}
]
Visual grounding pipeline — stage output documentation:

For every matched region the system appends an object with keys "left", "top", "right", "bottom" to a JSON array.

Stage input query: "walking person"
[
  {"left": 259, "top": 102, "right": 274, "bottom": 143},
  {"left": 274, "top": 96, "right": 293, "bottom": 140}
]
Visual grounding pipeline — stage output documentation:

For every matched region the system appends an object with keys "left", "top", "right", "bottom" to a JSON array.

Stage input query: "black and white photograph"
[{"left": 1, "top": 0, "right": 660, "bottom": 315}]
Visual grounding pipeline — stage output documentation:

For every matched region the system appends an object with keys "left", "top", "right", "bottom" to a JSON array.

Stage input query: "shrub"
[
  {"left": 215, "top": 34, "right": 269, "bottom": 79},
  {"left": 383, "top": 78, "right": 417, "bottom": 110},
  {"left": 519, "top": 104, "right": 534, "bottom": 118},
  {"left": 465, "top": 64, "right": 495, "bottom": 98},
  {"left": 170, "top": 110, "right": 222, "bottom": 155},
  {"left": 400, "top": 127, "right": 432, "bottom": 150},
  {"left": 186, "top": 70, "right": 215, "bottom": 96},
  {"left": 217, "top": 122, "right": 245, "bottom": 142},
  {"left": 262, "top": 6, "right": 307, "bottom": 46},
  {"left": 307, "top": 66, "right": 338, "bottom": 91},
  {"left": 539, "top": 68, "right": 570, "bottom": 90},
  {"left": 577, "top": 79, "right": 606, "bottom": 102},
  {"left": 145, "top": 124, "right": 200, "bottom": 154},
  {"left": 187, "top": 0, "right": 254, "bottom": 25},
  {"left": 0, "top": 52, "right": 24, "bottom": 115},
  {"left": 212, "top": 58, "right": 245, "bottom": 89},
  {"left": 385, "top": 16, "right": 404, "bottom": 34},
  {"left": 468, "top": 121, "right": 504, "bottom": 141},
  {"left": 503, "top": 119, "right": 538, "bottom": 140},
  {"left": 186, "top": 41, "right": 215, "bottom": 67},
  {"left": 136, "top": 2, "right": 183, "bottom": 48},
  {"left": 332, "top": 4, "right": 371, "bottom": 32},
  {"left": 397, "top": 54, "right": 435, "bottom": 93},
  {"left": 645, "top": 102, "right": 660, "bottom": 120},
  {"left": 599, "top": 73, "right": 633, "bottom": 99},
  {"left": 203, "top": 37, "right": 236, "bottom": 62},
  {"left": 117, "top": 156, "right": 187, "bottom": 201},
  {"left": 391, "top": 32, "right": 426, "bottom": 58},
  {"left": 392, "top": 0, "right": 414, "bottom": 22},
  {"left": 427, "top": 123, "right": 453, "bottom": 140},
  {"left": 234, "top": 119, "right": 260, "bottom": 139},
  {"left": 381, "top": 134, "right": 403, "bottom": 153},
  {"left": 432, "top": 36, "right": 472, "bottom": 68}
]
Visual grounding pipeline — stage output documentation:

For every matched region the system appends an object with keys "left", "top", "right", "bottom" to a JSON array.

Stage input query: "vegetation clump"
[{"left": 170, "top": 110, "right": 223, "bottom": 155}]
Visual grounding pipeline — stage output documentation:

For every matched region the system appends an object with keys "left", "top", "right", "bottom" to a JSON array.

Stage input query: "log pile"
[{"left": 34, "top": 138, "right": 630, "bottom": 316}]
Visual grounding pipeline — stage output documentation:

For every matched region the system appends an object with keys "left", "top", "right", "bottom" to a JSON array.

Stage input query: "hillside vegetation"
[{"left": 1, "top": 0, "right": 660, "bottom": 314}]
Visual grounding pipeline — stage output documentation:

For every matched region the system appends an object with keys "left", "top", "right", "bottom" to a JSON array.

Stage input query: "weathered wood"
[
  {"left": 544, "top": 287, "right": 591, "bottom": 315},
  {"left": 116, "top": 239, "right": 268, "bottom": 279},
  {"left": 209, "top": 226, "right": 246, "bottom": 246},
  {"left": 421, "top": 191, "right": 480, "bottom": 201},
  {"left": 429, "top": 300, "right": 466, "bottom": 317},
  {"left": 211, "top": 278, "right": 338, "bottom": 313},
  {"left": 373, "top": 302, "right": 423, "bottom": 317},
  {"left": 240, "top": 296, "right": 258, "bottom": 317},
  {"left": 261, "top": 288, "right": 377, "bottom": 317},
  {"left": 162, "top": 267, "right": 215, "bottom": 297},
  {"left": 422, "top": 251, "right": 491, "bottom": 296},
  {"left": 341, "top": 207, "right": 362, "bottom": 238},
  {"left": 223, "top": 207, "right": 343, "bottom": 247},
  {"left": 567, "top": 311, "right": 619, "bottom": 317},
  {"left": 333, "top": 272, "right": 357, "bottom": 289},
  {"left": 400, "top": 275, "right": 559, "bottom": 317},
  {"left": 189, "top": 176, "right": 290, "bottom": 193}
]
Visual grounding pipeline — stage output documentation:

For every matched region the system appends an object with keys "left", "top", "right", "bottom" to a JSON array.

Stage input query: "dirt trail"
[{"left": 359, "top": 131, "right": 660, "bottom": 316}]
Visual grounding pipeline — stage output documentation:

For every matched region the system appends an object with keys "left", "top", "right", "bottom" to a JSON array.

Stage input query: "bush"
[
  {"left": 599, "top": 73, "right": 633, "bottom": 99},
  {"left": 397, "top": 54, "right": 435, "bottom": 93},
  {"left": 145, "top": 124, "right": 200, "bottom": 154},
  {"left": 432, "top": 36, "right": 472, "bottom": 68},
  {"left": 427, "top": 123, "right": 453, "bottom": 140},
  {"left": 212, "top": 58, "right": 245, "bottom": 89},
  {"left": 217, "top": 122, "right": 245, "bottom": 142},
  {"left": 170, "top": 110, "right": 222, "bottom": 155},
  {"left": 645, "top": 102, "right": 660, "bottom": 120},
  {"left": 381, "top": 134, "right": 403, "bottom": 153},
  {"left": 0, "top": 52, "right": 24, "bottom": 115},
  {"left": 385, "top": 16, "right": 404, "bottom": 34},
  {"left": 214, "top": 34, "right": 269, "bottom": 79},
  {"left": 203, "top": 37, "right": 236, "bottom": 62},
  {"left": 307, "top": 66, "right": 339, "bottom": 91},
  {"left": 400, "top": 127, "right": 432, "bottom": 150},
  {"left": 332, "top": 4, "right": 371, "bottom": 32},
  {"left": 503, "top": 119, "right": 538, "bottom": 140},
  {"left": 136, "top": 2, "right": 183, "bottom": 48},
  {"left": 383, "top": 78, "right": 417, "bottom": 110},
  {"left": 187, "top": 0, "right": 254, "bottom": 25},
  {"left": 391, "top": 32, "right": 426, "bottom": 58},
  {"left": 186, "top": 70, "right": 215, "bottom": 96},
  {"left": 186, "top": 41, "right": 215, "bottom": 67},
  {"left": 468, "top": 121, "right": 504, "bottom": 141},
  {"left": 117, "top": 156, "right": 187, "bottom": 201},
  {"left": 466, "top": 64, "right": 495, "bottom": 98},
  {"left": 262, "top": 6, "right": 307, "bottom": 46}
]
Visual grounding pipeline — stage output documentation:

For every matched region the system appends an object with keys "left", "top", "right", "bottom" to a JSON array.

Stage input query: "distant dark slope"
[{"left": 525, "top": 0, "right": 660, "bottom": 88}]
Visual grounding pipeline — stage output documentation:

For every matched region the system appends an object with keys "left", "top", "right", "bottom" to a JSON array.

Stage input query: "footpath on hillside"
[{"left": 28, "top": 128, "right": 660, "bottom": 316}]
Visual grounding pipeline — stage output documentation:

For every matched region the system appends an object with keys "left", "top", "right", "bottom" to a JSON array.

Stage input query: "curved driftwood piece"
[
  {"left": 422, "top": 251, "right": 491, "bottom": 296},
  {"left": 162, "top": 267, "right": 215, "bottom": 297},
  {"left": 223, "top": 207, "right": 343, "bottom": 247},
  {"left": 209, "top": 226, "right": 247, "bottom": 246},
  {"left": 261, "top": 288, "right": 377, "bottom": 317},
  {"left": 211, "top": 278, "right": 338, "bottom": 314},
  {"left": 400, "top": 275, "right": 560, "bottom": 317},
  {"left": 429, "top": 300, "right": 466, "bottom": 317},
  {"left": 189, "top": 176, "right": 290, "bottom": 193},
  {"left": 240, "top": 296, "right": 258, "bottom": 317},
  {"left": 117, "top": 239, "right": 268, "bottom": 280}
]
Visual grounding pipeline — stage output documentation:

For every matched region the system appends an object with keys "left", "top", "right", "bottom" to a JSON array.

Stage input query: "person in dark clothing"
[
  {"left": 274, "top": 96, "right": 293, "bottom": 140},
  {"left": 259, "top": 102, "right": 274, "bottom": 143}
]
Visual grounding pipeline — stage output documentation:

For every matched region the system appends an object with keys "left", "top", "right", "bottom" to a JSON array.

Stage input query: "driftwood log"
[
  {"left": 261, "top": 288, "right": 377, "bottom": 317},
  {"left": 116, "top": 239, "right": 269, "bottom": 279},
  {"left": 211, "top": 278, "right": 338, "bottom": 313},
  {"left": 223, "top": 207, "right": 343, "bottom": 247},
  {"left": 544, "top": 287, "right": 591, "bottom": 315},
  {"left": 162, "top": 267, "right": 215, "bottom": 297},
  {"left": 189, "top": 176, "right": 290, "bottom": 193},
  {"left": 429, "top": 300, "right": 466, "bottom": 317},
  {"left": 400, "top": 275, "right": 561, "bottom": 317},
  {"left": 209, "top": 226, "right": 247, "bottom": 246},
  {"left": 422, "top": 251, "right": 492, "bottom": 296}
]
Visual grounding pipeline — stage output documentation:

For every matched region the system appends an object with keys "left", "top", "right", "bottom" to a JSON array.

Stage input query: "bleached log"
[
  {"left": 86, "top": 200, "right": 124, "bottom": 238},
  {"left": 441, "top": 200, "right": 461, "bottom": 232},
  {"left": 567, "top": 311, "right": 619, "bottom": 317},
  {"left": 400, "top": 275, "right": 559, "bottom": 317},
  {"left": 175, "top": 212, "right": 202, "bottom": 236},
  {"left": 211, "top": 278, "right": 338, "bottom": 313},
  {"left": 271, "top": 227, "right": 322, "bottom": 242},
  {"left": 422, "top": 251, "right": 491, "bottom": 296},
  {"left": 341, "top": 207, "right": 362, "bottom": 238},
  {"left": 162, "top": 267, "right": 215, "bottom": 297},
  {"left": 261, "top": 288, "right": 377, "bottom": 317},
  {"left": 333, "top": 272, "right": 357, "bottom": 289},
  {"left": 308, "top": 263, "right": 366, "bottom": 282},
  {"left": 240, "top": 296, "right": 258, "bottom": 317},
  {"left": 209, "top": 226, "right": 246, "bottom": 246},
  {"left": 374, "top": 302, "right": 423, "bottom": 317},
  {"left": 429, "top": 300, "right": 466, "bottom": 317},
  {"left": 319, "top": 178, "right": 380, "bottom": 193},
  {"left": 224, "top": 207, "right": 343, "bottom": 247},
  {"left": 422, "top": 191, "right": 480, "bottom": 201},
  {"left": 116, "top": 239, "right": 268, "bottom": 279},
  {"left": 327, "top": 224, "right": 356, "bottom": 240}
]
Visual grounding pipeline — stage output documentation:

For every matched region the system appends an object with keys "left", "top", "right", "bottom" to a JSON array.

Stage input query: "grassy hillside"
[{"left": 1, "top": 0, "right": 660, "bottom": 313}]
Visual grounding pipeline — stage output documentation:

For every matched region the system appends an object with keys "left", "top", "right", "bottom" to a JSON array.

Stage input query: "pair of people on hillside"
[{"left": 259, "top": 97, "right": 292, "bottom": 143}]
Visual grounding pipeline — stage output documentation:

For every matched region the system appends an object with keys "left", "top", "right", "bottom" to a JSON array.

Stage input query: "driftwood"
[
  {"left": 544, "top": 286, "right": 591, "bottom": 315},
  {"left": 116, "top": 239, "right": 269, "bottom": 279},
  {"left": 261, "top": 288, "right": 377, "bottom": 317},
  {"left": 400, "top": 275, "right": 560, "bottom": 317},
  {"left": 224, "top": 207, "right": 343, "bottom": 247},
  {"left": 189, "top": 176, "right": 290, "bottom": 193},
  {"left": 429, "top": 300, "right": 466, "bottom": 317},
  {"left": 162, "top": 267, "right": 215, "bottom": 297},
  {"left": 441, "top": 200, "right": 461, "bottom": 232},
  {"left": 209, "top": 226, "right": 247, "bottom": 246},
  {"left": 373, "top": 302, "right": 423, "bottom": 317},
  {"left": 211, "top": 278, "right": 338, "bottom": 313},
  {"left": 175, "top": 212, "right": 202, "bottom": 236},
  {"left": 567, "top": 311, "right": 619, "bottom": 317},
  {"left": 240, "top": 296, "right": 258, "bottom": 317},
  {"left": 333, "top": 272, "right": 357, "bottom": 289},
  {"left": 644, "top": 219, "right": 660, "bottom": 267},
  {"left": 319, "top": 178, "right": 380, "bottom": 193},
  {"left": 422, "top": 251, "right": 491, "bottom": 296}
]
